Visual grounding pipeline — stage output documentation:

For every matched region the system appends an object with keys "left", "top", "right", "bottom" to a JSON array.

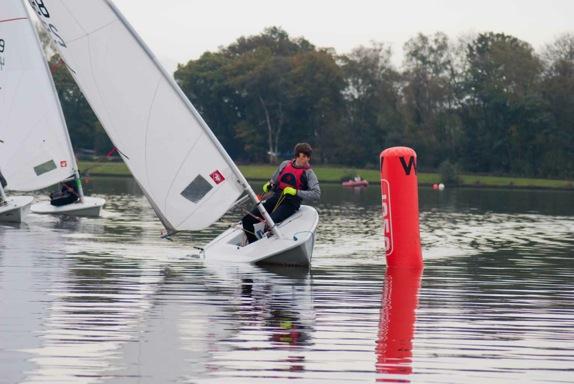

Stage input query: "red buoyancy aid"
[{"left": 277, "top": 161, "right": 309, "bottom": 191}]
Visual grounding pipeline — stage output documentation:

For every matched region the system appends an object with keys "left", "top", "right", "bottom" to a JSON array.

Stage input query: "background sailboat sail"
[
  {"left": 0, "top": 0, "right": 76, "bottom": 191},
  {"left": 30, "top": 0, "right": 247, "bottom": 231}
]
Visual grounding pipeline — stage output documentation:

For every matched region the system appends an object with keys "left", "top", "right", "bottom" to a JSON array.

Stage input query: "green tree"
[
  {"left": 48, "top": 55, "right": 112, "bottom": 154},
  {"left": 402, "top": 32, "right": 463, "bottom": 167},
  {"left": 339, "top": 43, "right": 404, "bottom": 167},
  {"left": 287, "top": 49, "right": 345, "bottom": 163},
  {"left": 226, "top": 45, "right": 293, "bottom": 162},
  {"left": 461, "top": 33, "right": 545, "bottom": 175},
  {"left": 175, "top": 51, "right": 245, "bottom": 158},
  {"left": 540, "top": 33, "right": 574, "bottom": 177},
  {"left": 225, "top": 27, "right": 319, "bottom": 163},
  {"left": 176, "top": 27, "right": 344, "bottom": 164}
]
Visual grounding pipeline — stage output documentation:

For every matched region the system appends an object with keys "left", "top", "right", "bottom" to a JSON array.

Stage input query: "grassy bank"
[{"left": 78, "top": 161, "right": 574, "bottom": 190}]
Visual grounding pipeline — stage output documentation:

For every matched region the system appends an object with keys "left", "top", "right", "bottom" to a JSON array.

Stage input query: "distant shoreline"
[{"left": 78, "top": 161, "right": 574, "bottom": 190}]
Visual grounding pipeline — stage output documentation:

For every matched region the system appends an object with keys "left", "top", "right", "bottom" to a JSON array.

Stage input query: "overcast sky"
[{"left": 112, "top": 0, "right": 573, "bottom": 73}]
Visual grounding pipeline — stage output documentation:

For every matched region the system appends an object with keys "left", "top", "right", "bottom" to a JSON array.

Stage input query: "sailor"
[
  {"left": 242, "top": 142, "right": 320, "bottom": 244},
  {"left": 0, "top": 170, "right": 6, "bottom": 190},
  {"left": 49, "top": 178, "right": 80, "bottom": 206}
]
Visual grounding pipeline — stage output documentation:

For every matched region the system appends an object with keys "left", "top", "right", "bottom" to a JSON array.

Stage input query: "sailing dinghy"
[
  {"left": 0, "top": 0, "right": 104, "bottom": 218},
  {"left": 0, "top": 179, "right": 33, "bottom": 223},
  {"left": 201, "top": 205, "right": 318, "bottom": 266},
  {"left": 34, "top": 0, "right": 318, "bottom": 265}
]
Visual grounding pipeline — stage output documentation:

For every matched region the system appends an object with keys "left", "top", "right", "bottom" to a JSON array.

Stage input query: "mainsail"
[
  {"left": 0, "top": 0, "right": 76, "bottom": 191},
  {"left": 29, "top": 0, "right": 250, "bottom": 231}
]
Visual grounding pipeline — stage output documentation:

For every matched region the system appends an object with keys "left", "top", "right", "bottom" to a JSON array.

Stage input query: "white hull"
[
  {"left": 31, "top": 196, "right": 105, "bottom": 217},
  {"left": 0, "top": 196, "right": 34, "bottom": 223},
  {"left": 201, "top": 205, "right": 319, "bottom": 266}
]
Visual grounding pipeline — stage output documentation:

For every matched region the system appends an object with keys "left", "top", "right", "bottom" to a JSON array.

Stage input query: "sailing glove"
[
  {"left": 263, "top": 182, "right": 272, "bottom": 193},
  {"left": 282, "top": 187, "right": 297, "bottom": 196}
]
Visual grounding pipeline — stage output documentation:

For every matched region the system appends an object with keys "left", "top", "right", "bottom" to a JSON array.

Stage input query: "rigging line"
[
  {"left": 241, "top": 208, "right": 265, "bottom": 222},
  {"left": 272, "top": 194, "right": 286, "bottom": 213},
  {"left": 0, "top": 17, "right": 27, "bottom": 24},
  {"left": 62, "top": 60, "right": 76, "bottom": 74},
  {"left": 64, "top": 19, "right": 117, "bottom": 44},
  {"left": 81, "top": 147, "right": 128, "bottom": 176},
  {"left": 144, "top": 78, "right": 162, "bottom": 190},
  {"left": 50, "top": 57, "right": 76, "bottom": 75},
  {"left": 242, "top": 228, "right": 257, "bottom": 236},
  {"left": 115, "top": 147, "right": 129, "bottom": 160},
  {"left": 60, "top": 0, "right": 88, "bottom": 36},
  {"left": 58, "top": 0, "right": 115, "bottom": 44}
]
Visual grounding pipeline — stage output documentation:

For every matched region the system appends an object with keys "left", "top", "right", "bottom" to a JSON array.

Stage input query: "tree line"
[{"left": 48, "top": 27, "right": 574, "bottom": 178}]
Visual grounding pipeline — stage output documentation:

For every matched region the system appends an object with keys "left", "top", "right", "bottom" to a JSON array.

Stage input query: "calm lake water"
[{"left": 1, "top": 177, "right": 573, "bottom": 383}]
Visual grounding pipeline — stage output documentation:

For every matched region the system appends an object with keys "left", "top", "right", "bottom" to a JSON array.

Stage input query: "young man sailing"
[{"left": 242, "top": 143, "right": 321, "bottom": 244}]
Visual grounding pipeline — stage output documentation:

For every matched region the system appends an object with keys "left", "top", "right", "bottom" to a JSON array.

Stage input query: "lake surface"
[{"left": 1, "top": 178, "right": 573, "bottom": 383}]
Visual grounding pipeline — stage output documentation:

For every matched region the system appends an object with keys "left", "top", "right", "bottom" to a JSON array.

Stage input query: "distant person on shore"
[{"left": 242, "top": 142, "right": 320, "bottom": 244}]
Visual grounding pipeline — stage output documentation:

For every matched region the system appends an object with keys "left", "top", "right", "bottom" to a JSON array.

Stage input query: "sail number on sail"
[
  {"left": 27, "top": 0, "right": 66, "bottom": 48},
  {"left": 0, "top": 39, "right": 6, "bottom": 71},
  {"left": 0, "top": 38, "right": 5, "bottom": 70}
]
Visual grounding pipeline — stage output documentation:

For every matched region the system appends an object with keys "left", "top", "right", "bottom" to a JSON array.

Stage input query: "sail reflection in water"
[
  {"left": 377, "top": 267, "right": 423, "bottom": 381},
  {"left": 198, "top": 264, "right": 314, "bottom": 378}
]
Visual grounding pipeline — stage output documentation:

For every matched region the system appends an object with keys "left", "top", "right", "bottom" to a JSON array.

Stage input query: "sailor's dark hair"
[{"left": 294, "top": 143, "right": 312, "bottom": 157}]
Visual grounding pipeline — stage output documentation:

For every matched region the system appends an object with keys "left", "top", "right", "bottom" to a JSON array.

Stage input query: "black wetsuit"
[
  {"left": 50, "top": 181, "right": 80, "bottom": 206},
  {"left": 241, "top": 192, "right": 301, "bottom": 244}
]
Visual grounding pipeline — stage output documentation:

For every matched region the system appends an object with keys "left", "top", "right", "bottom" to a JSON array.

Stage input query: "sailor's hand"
[
  {"left": 263, "top": 182, "right": 272, "bottom": 193},
  {"left": 282, "top": 186, "right": 297, "bottom": 196}
]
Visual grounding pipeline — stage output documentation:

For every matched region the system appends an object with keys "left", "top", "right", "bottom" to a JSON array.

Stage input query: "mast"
[
  {"left": 104, "top": 0, "right": 281, "bottom": 237},
  {"left": 0, "top": 143, "right": 4, "bottom": 201},
  {"left": 21, "top": 2, "right": 84, "bottom": 201}
]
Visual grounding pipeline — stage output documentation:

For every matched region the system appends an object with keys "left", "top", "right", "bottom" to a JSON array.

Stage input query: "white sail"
[
  {"left": 30, "top": 0, "right": 247, "bottom": 231},
  {"left": 0, "top": 0, "right": 76, "bottom": 191}
]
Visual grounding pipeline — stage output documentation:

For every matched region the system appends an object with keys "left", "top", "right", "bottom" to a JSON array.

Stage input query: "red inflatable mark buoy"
[{"left": 380, "top": 147, "right": 423, "bottom": 270}]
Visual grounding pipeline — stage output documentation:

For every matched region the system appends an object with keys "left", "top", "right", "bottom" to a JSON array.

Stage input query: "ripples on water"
[{"left": 0, "top": 181, "right": 573, "bottom": 383}]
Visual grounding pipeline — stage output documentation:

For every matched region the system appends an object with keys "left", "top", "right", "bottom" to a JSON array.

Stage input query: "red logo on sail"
[
  {"left": 210, "top": 170, "right": 225, "bottom": 184},
  {"left": 60, "top": 160, "right": 68, "bottom": 167}
]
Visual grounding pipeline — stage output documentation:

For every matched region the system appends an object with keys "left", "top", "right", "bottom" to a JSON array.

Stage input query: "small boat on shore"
[{"left": 342, "top": 177, "right": 369, "bottom": 188}]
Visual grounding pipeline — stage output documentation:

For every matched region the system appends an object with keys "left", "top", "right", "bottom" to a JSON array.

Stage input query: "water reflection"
[
  {"left": 21, "top": 254, "right": 167, "bottom": 383},
  {"left": 376, "top": 267, "right": 422, "bottom": 382},
  {"left": 196, "top": 264, "right": 314, "bottom": 380},
  {"left": 0, "top": 179, "right": 573, "bottom": 383}
]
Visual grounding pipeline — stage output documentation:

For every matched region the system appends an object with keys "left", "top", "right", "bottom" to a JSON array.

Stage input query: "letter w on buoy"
[{"left": 399, "top": 156, "right": 416, "bottom": 175}]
